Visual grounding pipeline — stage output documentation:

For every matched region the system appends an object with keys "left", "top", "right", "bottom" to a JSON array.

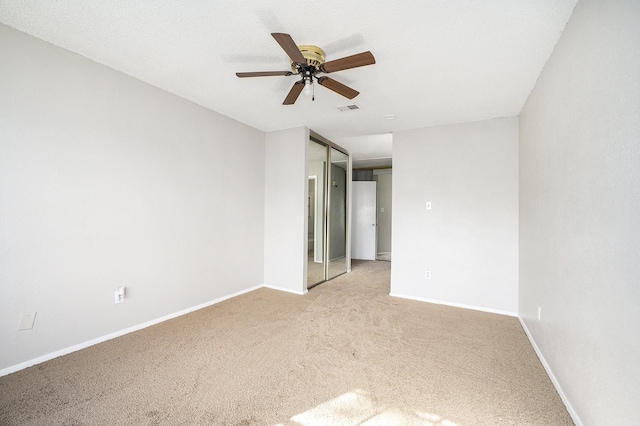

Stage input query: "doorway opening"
[{"left": 352, "top": 168, "right": 392, "bottom": 262}]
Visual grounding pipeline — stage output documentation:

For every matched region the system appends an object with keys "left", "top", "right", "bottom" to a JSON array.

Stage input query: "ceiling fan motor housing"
[{"left": 290, "top": 45, "right": 326, "bottom": 72}]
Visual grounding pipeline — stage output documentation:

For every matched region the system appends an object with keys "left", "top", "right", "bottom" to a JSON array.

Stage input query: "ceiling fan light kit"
[{"left": 236, "top": 33, "right": 375, "bottom": 105}]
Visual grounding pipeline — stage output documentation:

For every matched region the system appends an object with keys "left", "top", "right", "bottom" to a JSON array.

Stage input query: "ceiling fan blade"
[
  {"left": 272, "top": 33, "right": 307, "bottom": 65},
  {"left": 236, "top": 71, "right": 293, "bottom": 78},
  {"left": 320, "top": 51, "right": 375, "bottom": 73},
  {"left": 317, "top": 77, "right": 359, "bottom": 99},
  {"left": 283, "top": 80, "right": 305, "bottom": 105}
]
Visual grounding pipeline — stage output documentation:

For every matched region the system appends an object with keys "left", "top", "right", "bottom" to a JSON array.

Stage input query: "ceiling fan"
[{"left": 236, "top": 33, "right": 375, "bottom": 105}]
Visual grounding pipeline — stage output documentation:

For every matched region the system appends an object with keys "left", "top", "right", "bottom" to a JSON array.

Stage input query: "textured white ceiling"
[{"left": 0, "top": 0, "right": 577, "bottom": 161}]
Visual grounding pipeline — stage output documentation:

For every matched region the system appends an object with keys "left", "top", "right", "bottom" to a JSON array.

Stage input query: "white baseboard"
[
  {"left": 0, "top": 284, "right": 263, "bottom": 377},
  {"left": 263, "top": 284, "right": 308, "bottom": 296},
  {"left": 389, "top": 293, "right": 517, "bottom": 317},
  {"left": 518, "top": 317, "right": 583, "bottom": 426}
]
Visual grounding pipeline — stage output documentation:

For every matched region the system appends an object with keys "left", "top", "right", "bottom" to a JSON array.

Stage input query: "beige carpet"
[{"left": 0, "top": 260, "right": 572, "bottom": 425}]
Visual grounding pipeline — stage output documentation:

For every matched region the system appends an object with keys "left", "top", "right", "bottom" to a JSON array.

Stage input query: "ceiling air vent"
[{"left": 337, "top": 104, "right": 361, "bottom": 112}]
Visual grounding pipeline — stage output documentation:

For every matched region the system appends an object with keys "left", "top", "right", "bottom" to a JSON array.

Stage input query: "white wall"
[
  {"left": 0, "top": 24, "right": 265, "bottom": 372},
  {"left": 264, "top": 127, "right": 308, "bottom": 294},
  {"left": 519, "top": 0, "right": 640, "bottom": 424},
  {"left": 391, "top": 117, "right": 519, "bottom": 315}
]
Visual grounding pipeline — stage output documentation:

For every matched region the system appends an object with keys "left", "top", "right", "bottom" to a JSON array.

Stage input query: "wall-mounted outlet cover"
[
  {"left": 425, "top": 270, "right": 432, "bottom": 279},
  {"left": 426, "top": 201, "right": 432, "bottom": 210}
]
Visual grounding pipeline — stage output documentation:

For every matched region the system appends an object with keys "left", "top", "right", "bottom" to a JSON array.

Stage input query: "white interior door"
[{"left": 351, "top": 181, "right": 377, "bottom": 260}]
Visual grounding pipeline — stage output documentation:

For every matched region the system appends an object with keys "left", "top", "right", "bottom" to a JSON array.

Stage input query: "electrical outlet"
[
  {"left": 115, "top": 287, "right": 126, "bottom": 304},
  {"left": 426, "top": 201, "right": 432, "bottom": 210},
  {"left": 425, "top": 270, "right": 431, "bottom": 279},
  {"left": 537, "top": 305, "right": 541, "bottom": 321}
]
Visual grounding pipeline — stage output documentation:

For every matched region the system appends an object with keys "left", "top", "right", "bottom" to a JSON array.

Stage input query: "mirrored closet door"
[
  {"left": 327, "top": 148, "right": 348, "bottom": 279},
  {"left": 307, "top": 137, "right": 348, "bottom": 289}
]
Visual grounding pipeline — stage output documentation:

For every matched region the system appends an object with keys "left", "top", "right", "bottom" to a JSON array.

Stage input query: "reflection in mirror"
[
  {"left": 307, "top": 139, "right": 327, "bottom": 288},
  {"left": 328, "top": 148, "right": 348, "bottom": 279}
]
